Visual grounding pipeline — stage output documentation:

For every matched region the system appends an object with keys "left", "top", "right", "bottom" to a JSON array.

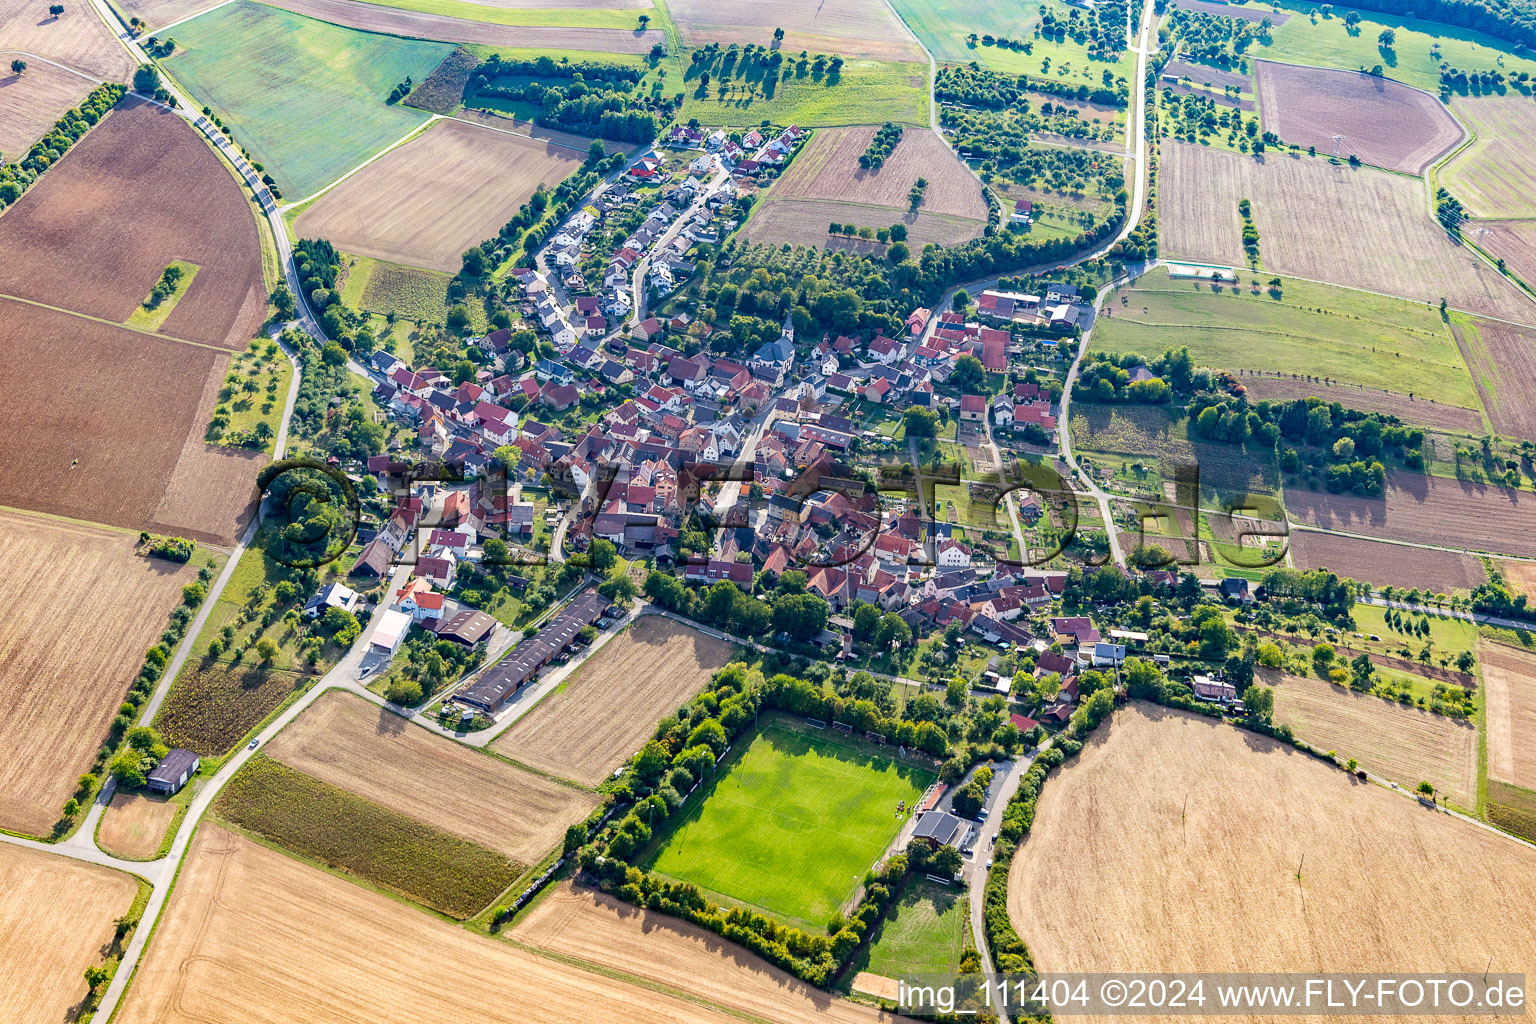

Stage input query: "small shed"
[{"left": 146, "top": 749, "right": 200, "bottom": 796}]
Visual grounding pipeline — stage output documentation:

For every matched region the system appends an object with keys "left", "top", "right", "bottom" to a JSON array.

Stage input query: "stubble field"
[
  {"left": 263, "top": 691, "right": 599, "bottom": 864},
  {"left": 1009, "top": 703, "right": 1536, "bottom": 1019},
  {"left": 1289, "top": 529, "right": 1487, "bottom": 592},
  {"left": 1269, "top": 671, "right": 1477, "bottom": 806},
  {"left": 0, "top": 843, "right": 140, "bottom": 1023},
  {"left": 1481, "top": 220, "right": 1536, "bottom": 291},
  {"left": 0, "top": 59, "right": 95, "bottom": 157},
  {"left": 516, "top": 883, "right": 904, "bottom": 1024},
  {"left": 293, "top": 118, "right": 586, "bottom": 272},
  {"left": 1253, "top": 60, "right": 1462, "bottom": 175},
  {"left": 1284, "top": 471, "right": 1536, "bottom": 558},
  {"left": 0, "top": 99, "right": 267, "bottom": 349},
  {"left": 746, "top": 125, "right": 987, "bottom": 248},
  {"left": 1479, "top": 642, "right": 1536, "bottom": 793},
  {"left": 1158, "top": 141, "right": 1534, "bottom": 323},
  {"left": 0, "top": 0, "right": 135, "bottom": 79},
  {"left": 1442, "top": 95, "right": 1536, "bottom": 219},
  {"left": 262, "top": 0, "right": 665, "bottom": 53},
  {"left": 97, "top": 792, "right": 178, "bottom": 860},
  {"left": 669, "top": 0, "right": 923, "bottom": 62},
  {"left": 1450, "top": 317, "right": 1536, "bottom": 440},
  {"left": 115, "top": 825, "right": 746, "bottom": 1024},
  {"left": 493, "top": 615, "right": 736, "bottom": 785},
  {"left": 0, "top": 510, "right": 201, "bottom": 835}
]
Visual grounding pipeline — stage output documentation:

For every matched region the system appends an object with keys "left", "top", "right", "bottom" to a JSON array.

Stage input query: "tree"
[
  {"left": 1243, "top": 684, "right": 1274, "bottom": 723},
  {"left": 951, "top": 288, "right": 970, "bottom": 311},
  {"left": 133, "top": 63, "right": 159, "bottom": 94},
  {"left": 84, "top": 965, "right": 110, "bottom": 991},
  {"left": 10, "top": 59, "right": 26, "bottom": 75},
  {"left": 1378, "top": 27, "right": 1396, "bottom": 46},
  {"left": 446, "top": 304, "right": 472, "bottom": 334},
  {"left": 460, "top": 247, "right": 485, "bottom": 277},
  {"left": 902, "top": 405, "right": 938, "bottom": 438},
  {"left": 254, "top": 637, "right": 279, "bottom": 665},
  {"left": 1455, "top": 650, "right": 1475, "bottom": 673},
  {"left": 1417, "top": 780, "right": 1435, "bottom": 798},
  {"left": 773, "top": 26, "right": 784, "bottom": 40},
  {"left": 321, "top": 341, "right": 347, "bottom": 366},
  {"left": 598, "top": 574, "right": 638, "bottom": 604},
  {"left": 634, "top": 740, "right": 670, "bottom": 784},
  {"left": 951, "top": 354, "right": 986, "bottom": 392},
  {"left": 385, "top": 678, "right": 423, "bottom": 705},
  {"left": 773, "top": 592, "right": 828, "bottom": 641},
  {"left": 852, "top": 603, "right": 880, "bottom": 639},
  {"left": 588, "top": 537, "right": 618, "bottom": 572},
  {"left": 49, "top": 3, "right": 64, "bottom": 15}
]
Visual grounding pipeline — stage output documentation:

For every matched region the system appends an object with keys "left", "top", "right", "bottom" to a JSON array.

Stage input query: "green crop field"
[
  {"left": 163, "top": 1, "right": 453, "bottom": 198},
  {"left": 848, "top": 879, "right": 967, "bottom": 981},
  {"left": 217, "top": 755, "right": 520, "bottom": 918},
  {"left": 1092, "top": 268, "right": 1483, "bottom": 409},
  {"left": 886, "top": 0, "right": 1039, "bottom": 68},
  {"left": 338, "top": 253, "right": 487, "bottom": 329},
  {"left": 352, "top": 0, "right": 654, "bottom": 30},
  {"left": 1228, "top": 0, "right": 1536, "bottom": 94},
  {"left": 677, "top": 58, "right": 931, "bottom": 129},
  {"left": 648, "top": 724, "right": 933, "bottom": 928}
]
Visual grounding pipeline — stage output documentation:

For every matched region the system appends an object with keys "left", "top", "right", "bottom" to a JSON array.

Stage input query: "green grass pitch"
[{"left": 648, "top": 724, "right": 934, "bottom": 928}]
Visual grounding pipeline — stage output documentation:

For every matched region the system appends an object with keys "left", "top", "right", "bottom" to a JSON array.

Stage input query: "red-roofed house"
[{"left": 959, "top": 394, "right": 986, "bottom": 421}]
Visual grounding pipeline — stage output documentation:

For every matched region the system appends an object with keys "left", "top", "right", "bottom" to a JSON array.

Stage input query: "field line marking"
[
  {"left": 444, "top": 114, "right": 589, "bottom": 156},
  {"left": 0, "top": 293, "right": 237, "bottom": 353},
  {"left": 0, "top": 51, "right": 104, "bottom": 83}
]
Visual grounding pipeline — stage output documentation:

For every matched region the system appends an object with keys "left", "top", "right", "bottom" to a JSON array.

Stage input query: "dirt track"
[
  {"left": 1009, "top": 704, "right": 1536, "bottom": 1024},
  {"left": 493, "top": 616, "right": 736, "bottom": 785},
  {"left": 264, "top": 691, "right": 598, "bottom": 864},
  {"left": 115, "top": 826, "right": 746, "bottom": 1024},
  {"left": 0, "top": 60, "right": 94, "bottom": 157}
]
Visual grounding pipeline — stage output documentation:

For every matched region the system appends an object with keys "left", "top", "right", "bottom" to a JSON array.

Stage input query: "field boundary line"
[
  {"left": 0, "top": 50, "right": 104, "bottom": 83},
  {"left": 283, "top": 115, "right": 443, "bottom": 211},
  {"left": 0, "top": 293, "right": 240, "bottom": 353},
  {"left": 149, "top": 0, "right": 236, "bottom": 32},
  {"left": 444, "top": 113, "right": 588, "bottom": 155}
]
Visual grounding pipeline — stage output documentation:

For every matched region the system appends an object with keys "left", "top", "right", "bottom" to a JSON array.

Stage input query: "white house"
[
  {"left": 370, "top": 609, "right": 413, "bottom": 657},
  {"left": 302, "top": 582, "right": 358, "bottom": 619},
  {"left": 935, "top": 538, "right": 971, "bottom": 568},
  {"left": 1091, "top": 642, "right": 1126, "bottom": 667}
]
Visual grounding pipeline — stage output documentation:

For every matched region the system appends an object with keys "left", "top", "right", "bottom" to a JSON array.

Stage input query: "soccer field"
[{"left": 648, "top": 724, "right": 933, "bottom": 927}]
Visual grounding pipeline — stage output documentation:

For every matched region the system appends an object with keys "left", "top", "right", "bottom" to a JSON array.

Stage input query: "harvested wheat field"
[
  {"left": 1500, "top": 559, "right": 1536, "bottom": 602},
  {"left": 97, "top": 792, "right": 178, "bottom": 860},
  {"left": 116, "top": 825, "right": 744, "bottom": 1024},
  {"left": 494, "top": 615, "right": 736, "bottom": 785},
  {"left": 0, "top": 59, "right": 96, "bottom": 157},
  {"left": 0, "top": 0, "right": 134, "bottom": 79},
  {"left": 108, "top": 0, "right": 224, "bottom": 28},
  {"left": 1269, "top": 671, "right": 1477, "bottom": 806},
  {"left": 1009, "top": 703, "right": 1536, "bottom": 1023},
  {"left": 1443, "top": 95, "right": 1536, "bottom": 218},
  {"left": 1240, "top": 374, "right": 1485, "bottom": 433},
  {"left": 263, "top": 0, "right": 666, "bottom": 52},
  {"left": 745, "top": 200, "right": 988, "bottom": 248},
  {"left": 670, "top": 0, "right": 922, "bottom": 61},
  {"left": 0, "top": 843, "right": 140, "bottom": 1023},
  {"left": 0, "top": 509, "right": 201, "bottom": 835},
  {"left": 1254, "top": 61, "right": 1461, "bottom": 175},
  {"left": 1478, "top": 642, "right": 1536, "bottom": 792},
  {"left": 517, "top": 883, "right": 903, "bottom": 1024},
  {"left": 1285, "top": 471, "right": 1536, "bottom": 558},
  {"left": 1483, "top": 220, "right": 1536, "bottom": 291},
  {"left": 1451, "top": 317, "right": 1536, "bottom": 440},
  {"left": 1158, "top": 142, "right": 1534, "bottom": 322},
  {"left": 263, "top": 691, "right": 598, "bottom": 863},
  {"left": 294, "top": 118, "right": 585, "bottom": 272},
  {"left": 0, "top": 98, "right": 267, "bottom": 349},
  {"left": 1290, "top": 529, "right": 1486, "bottom": 592}
]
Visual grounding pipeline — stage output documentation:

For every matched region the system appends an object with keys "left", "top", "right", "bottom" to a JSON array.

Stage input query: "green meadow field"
[
  {"left": 164, "top": 1, "right": 452, "bottom": 198},
  {"left": 848, "top": 879, "right": 967, "bottom": 981},
  {"left": 648, "top": 724, "right": 932, "bottom": 928},
  {"left": 1092, "top": 268, "right": 1483, "bottom": 409}
]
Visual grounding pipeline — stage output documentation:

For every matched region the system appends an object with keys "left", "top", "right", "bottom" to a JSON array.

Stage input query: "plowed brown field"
[
  {"left": 670, "top": 0, "right": 922, "bottom": 61},
  {"left": 115, "top": 825, "right": 745, "bottom": 1024},
  {"left": 0, "top": 0, "right": 134, "bottom": 79},
  {"left": 97, "top": 792, "right": 177, "bottom": 860},
  {"left": 263, "top": 691, "right": 598, "bottom": 863},
  {"left": 1284, "top": 471, "right": 1536, "bottom": 558},
  {"left": 0, "top": 98, "right": 266, "bottom": 349},
  {"left": 294, "top": 118, "right": 586, "bottom": 272},
  {"left": 517, "top": 883, "right": 905, "bottom": 1024},
  {"left": 1254, "top": 61, "right": 1462, "bottom": 175},
  {"left": 1451, "top": 316, "right": 1536, "bottom": 440},
  {"left": 1289, "top": 529, "right": 1486, "bottom": 591},
  {"left": 0, "top": 843, "right": 140, "bottom": 1023},
  {"left": 1479, "top": 642, "right": 1536, "bottom": 792},
  {"left": 493, "top": 615, "right": 735, "bottom": 785},
  {"left": 1159, "top": 142, "right": 1535, "bottom": 322},
  {"left": 262, "top": 0, "right": 667, "bottom": 52},
  {"left": 1009, "top": 704, "right": 1536, "bottom": 1024},
  {"left": 0, "top": 59, "right": 95, "bottom": 157}
]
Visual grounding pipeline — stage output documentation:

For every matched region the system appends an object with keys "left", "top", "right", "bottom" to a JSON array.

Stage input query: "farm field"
[
  {"left": 339, "top": 253, "right": 477, "bottom": 325},
  {"left": 516, "top": 882, "right": 903, "bottom": 1024},
  {"left": 0, "top": 99, "right": 267, "bottom": 349},
  {"left": 1442, "top": 95, "right": 1536, "bottom": 219},
  {"left": 1478, "top": 642, "right": 1536, "bottom": 793},
  {"left": 264, "top": 691, "right": 599, "bottom": 864},
  {"left": 0, "top": 60, "right": 95, "bottom": 158},
  {"left": 260, "top": 0, "right": 665, "bottom": 54},
  {"left": 1449, "top": 316, "right": 1536, "bottom": 441},
  {"left": 746, "top": 125, "right": 987, "bottom": 248},
  {"left": 294, "top": 118, "right": 586, "bottom": 272},
  {"left": 97, "top": 792, "right": 178, "bottom": 860},
  {"left": 647, "top": 723, "right": 933, "bottom": 928},
  {"left": 0, "top": 510, "right": 201, "bottom": 835},
  {"left": 1269, "top": 671, "right": 1477, "bottom": 807},
  {"left": 1252, "top": 60, "right": 1462, "bottom": 175},
  {"left": 163, "top": 2, "right": 453, "bottom": 199},
  {"left": 1501, "top": 559, "right": 1536, "bottom": 601},
  {"left": 156, "top": 662, "right": 308, "bottom": 756},
  {"left": 1158, "top": 141, "right": 1535, "bottom": 323},
  {"left": 0, "top": 0, "right": 135, "bottom": 79},
  {"left": 1289, "top": 529, "right": 1486, "bottom": 592},
  {"left": 1009, "top": 704, "right": 1536, "bottom": 995},
  {"left": 216, "top": 754, "right": 520, "bottom": 918},
  {"left": 678, "top": 57, "right": 930, "bottom": 129},
  {"left": 885, "top": 0, "right": 1037, "bottom": 68},
  {"left": 1285, "top": 471, "right": 1536, "bottom": 558},
  {"left": 493, "top": 616, "right": 735, "bottom": 785},
  {"left": 0, "top": 843, "right": 140, "bottom": 1023},
  {"left": 1092, "top": 268, "right": 1482, "bottom": 410},
  {"left": 115, "top": 825, "right": 746, "bottom": 1024},
  {"left": 669, "top": 0, "right": 922, "bottom": 62},
  {"left": 1481, "top": 221, "right": 1536, "bottom": 292},
  {"left": 1238, "top": 373, "right": 1485, "bottom": 433},
  {"left": 847, "top": 879, "right": 967, "bottom": 982}
]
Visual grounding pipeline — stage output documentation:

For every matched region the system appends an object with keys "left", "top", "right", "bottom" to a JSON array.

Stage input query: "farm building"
[
  {"left": 370, "top": 609, "right": 413, "bottom": 657},
  {"left": 431, "top": 609, "right": 496, "bottom": 648},
  {"left": 147, "top": 749, "right": 200, "bottom": 796},
  {"left": 454, "top": 591, "right": 607, "bottom": 713}
]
